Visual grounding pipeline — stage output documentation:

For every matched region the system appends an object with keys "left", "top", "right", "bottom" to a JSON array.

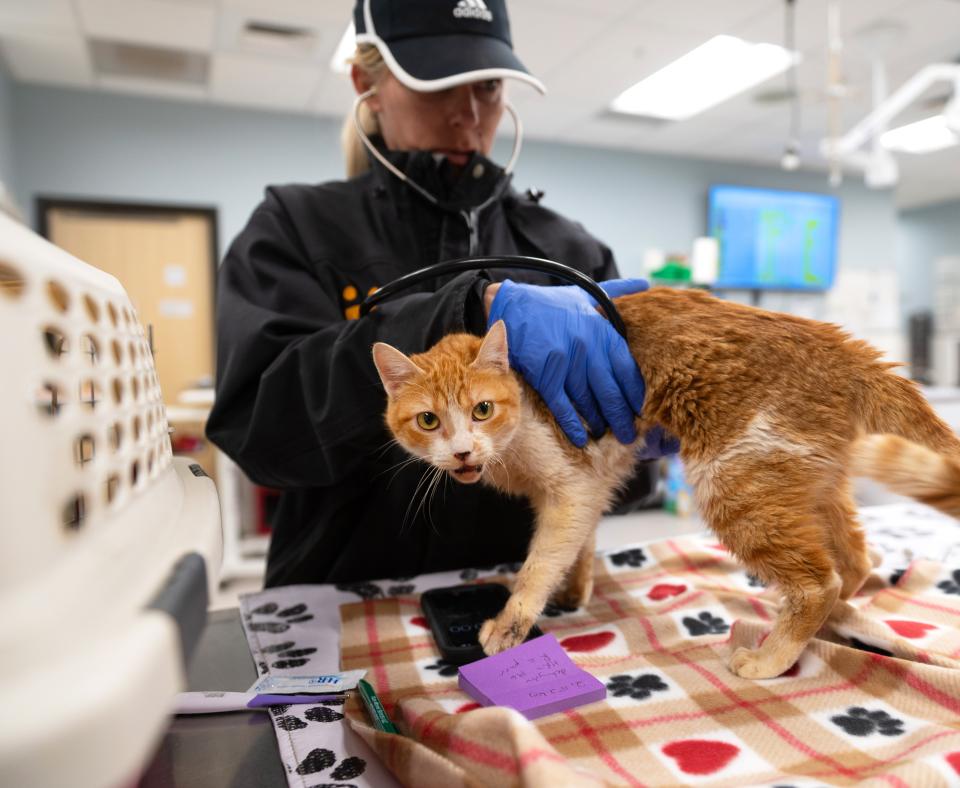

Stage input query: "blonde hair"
[{"left": 341, "top": 44, "right": 389, "bottom": 178}]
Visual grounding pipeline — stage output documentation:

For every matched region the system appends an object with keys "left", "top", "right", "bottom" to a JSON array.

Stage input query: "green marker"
[{"left": 357, "top": 678, "right": 399, "bottom": 734}]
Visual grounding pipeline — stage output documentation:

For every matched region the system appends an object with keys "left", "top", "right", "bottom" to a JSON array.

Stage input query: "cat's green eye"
[
  {"left": 417, "top": 412, "right": 440, "bottom": 430},
  {"left": 472, "top": 401, "right": 494, "bottom": 421}
]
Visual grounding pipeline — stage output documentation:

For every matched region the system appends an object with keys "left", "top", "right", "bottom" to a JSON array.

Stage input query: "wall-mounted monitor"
[{"left": 708, "top": 185, "right": 840, "bottom": 291}]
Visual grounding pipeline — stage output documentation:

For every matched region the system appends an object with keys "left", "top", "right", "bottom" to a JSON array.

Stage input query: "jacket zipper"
[{"left": 461, "top": 209, "right": 480, "bottom": 256}]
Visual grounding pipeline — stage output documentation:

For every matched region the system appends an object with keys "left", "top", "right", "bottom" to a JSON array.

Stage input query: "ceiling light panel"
[
  {"left": 610, "top": 34, "right": 797, "bottom": 120},
  {"left": 881, "top": 115, "right": 960, "bottom": 154}
]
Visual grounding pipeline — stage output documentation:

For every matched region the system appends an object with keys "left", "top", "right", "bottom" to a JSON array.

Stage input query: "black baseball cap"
[{"left": 353, "top": 0, "right": 546, "bottom": 94}]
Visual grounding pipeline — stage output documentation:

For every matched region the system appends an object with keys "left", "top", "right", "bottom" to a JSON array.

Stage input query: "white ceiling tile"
[
  {"left": 96, "top": 72, "right": 207, "bottom": 102},
  {"left": 220, "top": 0, "right": 352, "bottom": 26},
  {"left": 630, "top": 0, "right": 773, "bottom": 36},
  {"left": 215, "top": 5, "right": 344, "bottom": 62},
  {"left": 540, "top": 23, "right": 699, "bottom": 105},
  {"left": 210, "top": 51, "right": 322, "bottom": 111},
  {"left": 75, "top": 0, "right": 216, "bottom": 52},
  {"left": 507, "top": 3, "right": 621, "bottom": 82},
  {"left": 0, "top": 31, "right": 93, "bottom": 86},
  {"left": 0, "top": 0, "right": 78, "bottom": 36}
]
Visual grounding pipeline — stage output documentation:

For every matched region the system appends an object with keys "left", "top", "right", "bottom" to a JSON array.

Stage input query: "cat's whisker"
[
  {"left": 377, "top": 454, "right": 424, "bottom": 486},
  {"left": 373, "top": 436, "right": 402, "bottom": 460},
  {"left": 490, "top": 452, "right": 511, "bottom": 488},
  {"left": 414, "top": 465, "right": 445, "bottom": 535},
  {"left": 424, "top": 466, "right": 446, "bottom": 535},
  {"left": 401, "top": 465, "right": 436, "bottom": 534},
  {"left": 408, "top": 465, "right": 437, "bottom": 531}
]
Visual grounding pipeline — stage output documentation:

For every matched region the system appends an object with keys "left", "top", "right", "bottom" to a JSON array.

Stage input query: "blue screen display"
[{"left": 708, "top": 185, "right": 840, "bottom": 291}]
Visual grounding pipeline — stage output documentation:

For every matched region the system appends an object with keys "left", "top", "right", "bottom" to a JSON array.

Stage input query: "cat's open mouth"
[{"left": 451, "top": 464, "right": 483, "bottom": 483}]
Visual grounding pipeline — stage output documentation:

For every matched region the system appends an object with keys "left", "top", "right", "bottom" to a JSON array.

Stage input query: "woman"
[{"left": 207, "top": 0, "right": 667, "bottom": 587}]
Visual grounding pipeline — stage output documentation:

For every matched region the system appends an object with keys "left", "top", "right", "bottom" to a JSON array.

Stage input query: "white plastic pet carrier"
[{"left": 0, "top": 213, "right": 223, "bottom": 788}]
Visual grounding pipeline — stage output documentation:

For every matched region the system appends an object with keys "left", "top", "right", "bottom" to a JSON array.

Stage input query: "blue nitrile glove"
[
  {"left": 637, "top": 425, "right": 681, "bottom": 460},
  {"left": 487, "top": 278, "right": 648, "bottom": 447}
]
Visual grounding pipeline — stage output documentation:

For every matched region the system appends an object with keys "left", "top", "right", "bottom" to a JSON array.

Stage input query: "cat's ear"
[
  {"left": 372, "top": 343, "right": 424, "bottom": 397},
  {"left": 472, "top": 320, "right": 510, "bottom": 373}
]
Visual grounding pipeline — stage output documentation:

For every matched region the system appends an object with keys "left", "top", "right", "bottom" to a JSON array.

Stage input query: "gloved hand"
[
  {"left": 637, "top": 425, "right": 681, "bottom": 460},
  {"left": 487, "top": 277, "right": 648, "bottom": 447}
]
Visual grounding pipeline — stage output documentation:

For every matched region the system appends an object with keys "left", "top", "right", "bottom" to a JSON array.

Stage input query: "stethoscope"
[
  {"left": 352, "top": 90, "right": 628, "bottom": 339},
  {"left": 352, "top": 87, "right": 519, "bottom": 257},
  {"left": 360, "top": 255, "right": 628, "bottom": 339}
]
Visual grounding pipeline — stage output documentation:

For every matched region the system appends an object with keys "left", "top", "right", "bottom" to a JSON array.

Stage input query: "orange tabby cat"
[{"left": 372, "top": 287, "right": 960, "bottom": 679}]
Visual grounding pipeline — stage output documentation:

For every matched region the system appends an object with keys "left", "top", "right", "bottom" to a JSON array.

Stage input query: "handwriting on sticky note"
[{"left": 458, "top": 634, "right": 606, "bottom": 720}]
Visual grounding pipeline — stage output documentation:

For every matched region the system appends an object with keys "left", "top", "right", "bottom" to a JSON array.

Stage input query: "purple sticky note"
[{"left": 458, "top": 634, "right": 606, "bottom": 720}]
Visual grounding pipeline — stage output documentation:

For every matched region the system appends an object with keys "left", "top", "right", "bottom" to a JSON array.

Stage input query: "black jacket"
[{"left": 207, "top": 149, "right": 623, "bottom": 586}]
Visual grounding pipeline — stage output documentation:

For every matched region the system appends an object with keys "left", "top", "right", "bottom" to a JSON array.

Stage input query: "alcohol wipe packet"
[{"left": 250, "top": 669, "right": 366, "bottom": 695}]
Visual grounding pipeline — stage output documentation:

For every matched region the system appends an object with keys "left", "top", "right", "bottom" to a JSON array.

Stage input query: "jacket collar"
[{"left": 367, "top": 136, "right": 511, "bottom": 213}]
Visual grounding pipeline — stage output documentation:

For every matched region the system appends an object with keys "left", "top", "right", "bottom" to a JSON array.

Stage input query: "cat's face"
[{"left": 372, "top": 321, "right": 522, "bottom": 484}]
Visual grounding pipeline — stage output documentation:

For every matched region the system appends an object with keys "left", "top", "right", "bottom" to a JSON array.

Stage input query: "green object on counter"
[
  {"left": 357, "top": 678, "right": 400, "bottom": 734},
  {"left": 650, "top": 257, "right": 692, "bottom": 282}
]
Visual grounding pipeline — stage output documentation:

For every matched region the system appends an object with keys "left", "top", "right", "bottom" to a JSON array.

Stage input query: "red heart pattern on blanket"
[
  {"left": 648, "top": 583, "right": 687, "bottom": 600},
  {"left": 663, "top": 740, "right": 740, "bottom": 775},
  {"left": 885, "top": 619, "right": 936, "bottom": 639},
  {"left": 409, "top": 616, "right": 430, "bottom": 629},
  {"left": 456, "top": 702, "right": 482, "bottom": 714},
  {"left": 560, "top": 631, "right": 615, "bottom": 652},
  {"left": 946, "top": 751, "right": 960, "bottom": 774}
]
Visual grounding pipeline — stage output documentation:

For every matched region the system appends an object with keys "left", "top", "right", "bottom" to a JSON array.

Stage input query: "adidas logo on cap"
[{"left": 453, "top": 0, "right": 493, "bottom": 22}]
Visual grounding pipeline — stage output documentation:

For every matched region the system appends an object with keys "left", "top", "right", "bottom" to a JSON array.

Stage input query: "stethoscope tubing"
[{"left": 359, "top": 255, "right": 629, "bottom": 339}]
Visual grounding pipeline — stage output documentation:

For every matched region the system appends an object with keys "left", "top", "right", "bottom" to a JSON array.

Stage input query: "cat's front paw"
[
  {"left": 479, "top": 611, "right": 533, "bottom": 655},
  {"left": 728, "top": 646, "right": 795, "bottom": 679},
  {"left": 550, "top": 574, "right": 593, "bottom": 611}
]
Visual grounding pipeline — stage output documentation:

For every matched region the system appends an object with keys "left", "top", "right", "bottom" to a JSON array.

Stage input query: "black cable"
[{"left": 359, "top": 255, "right": 629, "bottom": 338}]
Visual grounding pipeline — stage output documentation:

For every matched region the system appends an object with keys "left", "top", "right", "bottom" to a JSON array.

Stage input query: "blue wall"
[
  {"left": 11, "top": 83, "right": 898, "bottom": 286},
  {"left": 898, "top": 199, "right": 960, "bottom": 318}
]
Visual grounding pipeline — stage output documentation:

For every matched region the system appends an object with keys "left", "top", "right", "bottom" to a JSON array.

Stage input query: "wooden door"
[{"left": 43, "top": 202, "right": 217, "bottom": 404}]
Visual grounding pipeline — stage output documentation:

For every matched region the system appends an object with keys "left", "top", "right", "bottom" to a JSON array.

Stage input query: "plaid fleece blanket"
[{"left": 240, "top": 504, "right": 960, "bottom": 787}]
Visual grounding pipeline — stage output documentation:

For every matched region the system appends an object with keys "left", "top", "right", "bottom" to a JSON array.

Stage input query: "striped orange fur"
[{"left": 373, "top": 287, "right": 960, "bottom": 679}]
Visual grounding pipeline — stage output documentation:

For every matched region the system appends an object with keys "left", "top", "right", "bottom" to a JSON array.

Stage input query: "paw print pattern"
[
  {"left": 606, "top": 673, "right": 669, "bottom": 700},
  {"left": 425, "top": 659, "right": 460, "bottom": 677},
  {"left": 542, "top": 602, "right": 573, "bottom": 617},
  {"left": 746, "top": 573, "right": 766, "bottom": 588},
  {"left": 682, "top": 612, "right": 729, "bottom": 636},
  {"left": 458, "top": 563, "right": 521, "bottom": 580},
  {"left": 305, "top": 705, "right": 345, "bottom": 723},
  {"left": 262, "top": 639, "right": 318, "bottom": 669},
  {"left": 275, "top": 715, "right": 307, "bottom": 731},
  {"left": 387, "top": 584, "right": 416, "bottom": 596},
  {"left": 830, "top": 707, "right": 905, "bottom": 737},
  {"left": 295, "top": 747, "right": 367, "bottom": 782},
  {"left": 335, "top": 582, "right": 384, "bottom": 600},
  {"left": 937, "top": 569, "right": 960, "bottom": 595},
  {"left": 609, "top": 548, "right": 646, "bottom": 568},
  {"left": 335, "top": 582, "right": 415, "bottom": 599},
  {"left": 247, "top": 602, "right": 314, "bottom": 633}
]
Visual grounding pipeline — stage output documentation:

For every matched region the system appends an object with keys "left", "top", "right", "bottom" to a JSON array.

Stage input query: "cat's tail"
[
  {"left": 851, "top": 434, "right": 960, "bottom": 519},
  {"left": 859, "top": 366, "right": 960, "bottom": 456}
]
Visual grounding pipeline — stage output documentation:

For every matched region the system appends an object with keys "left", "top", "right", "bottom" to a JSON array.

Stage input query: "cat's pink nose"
[{"left": 454, "top": 451, "right": 471, "bottom": 462}]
